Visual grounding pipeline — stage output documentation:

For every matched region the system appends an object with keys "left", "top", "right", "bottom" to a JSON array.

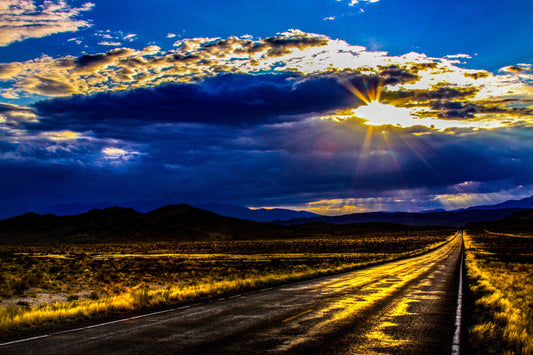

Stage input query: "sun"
[
  {"left": 338, "top": 77, "right": 420, "bottom": 127},
  {"left": 352, "top": 100, "right": 416, "bottom": 127},
  {"left": 337, "top": 76, "right": 503, "bottom": 130}
]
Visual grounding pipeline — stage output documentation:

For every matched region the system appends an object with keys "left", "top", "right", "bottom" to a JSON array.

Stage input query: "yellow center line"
[{"left": 282, "top": 309, "right": 314, "bottom": 323}]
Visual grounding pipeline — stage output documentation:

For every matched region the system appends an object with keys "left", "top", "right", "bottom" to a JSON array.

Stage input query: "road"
[{"left": 1, "top": 232, "right": 463, "bottom": 354}]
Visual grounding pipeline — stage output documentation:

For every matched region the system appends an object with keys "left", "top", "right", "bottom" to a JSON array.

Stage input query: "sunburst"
[{"left": 340, "top": 77, "right": 418, "bottom": 127}]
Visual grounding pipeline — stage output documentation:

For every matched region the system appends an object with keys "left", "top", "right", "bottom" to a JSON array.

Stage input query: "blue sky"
[{"left": 0, "top": 0, "right": 532, "bottom": 218}]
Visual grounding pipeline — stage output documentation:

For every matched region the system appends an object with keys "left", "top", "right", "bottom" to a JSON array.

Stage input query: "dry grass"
[
  {"left": 0, "top": 231, "right": 453, "bottom": 334},
  {"left": 464, "top": 231, "right": 533, "bottom": 354}
]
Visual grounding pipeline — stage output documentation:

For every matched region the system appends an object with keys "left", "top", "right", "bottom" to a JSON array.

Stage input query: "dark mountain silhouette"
[
  {"left": 466, "top": 209, "right": 533, "bottom": 233},
  {"left": 193, "top": 203, "right": 320, "bottom": 222},
  {"left": 13, "top": 195, "right": 533, "bottom": 222},
  {"left": 279, "top": 208, "right": 531, "bottom": 227},
  {"left": 0, "top": 207, "right": 148, "bottom": 244},
  {"left": 21, "top": 201, "right": 321, "bottom": 222},
  {"left": 459, "top": 195, "right": 533, "bottom": 211},
  {"left": 0, "top": 204, "right": 445, "bottom": 245}
]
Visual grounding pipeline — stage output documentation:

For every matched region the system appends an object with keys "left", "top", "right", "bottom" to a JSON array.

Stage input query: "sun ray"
[
  {"left": 354, "top": 124, "right": 374, "bottom": 180},
  {"left": 339, "top": 78, "right": 372, "bottom": 105}
]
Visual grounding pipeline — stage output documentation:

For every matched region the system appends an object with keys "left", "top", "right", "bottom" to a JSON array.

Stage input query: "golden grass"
[
  {"left": 464, "top": 231, "right": 533, "bottom": 354},
  {"left": 0, "top": 232, "right": 453, "bottom": 333}
]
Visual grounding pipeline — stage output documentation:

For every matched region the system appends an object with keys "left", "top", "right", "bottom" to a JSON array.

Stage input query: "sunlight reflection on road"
[{"left": 276, "top": 232, "right": 461, "bottom": 353}]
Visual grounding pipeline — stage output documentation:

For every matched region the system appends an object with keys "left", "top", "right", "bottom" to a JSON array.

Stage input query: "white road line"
[
  {"left": 228, "top": 294, "right": 243, "bottom": 299},
  {"left": 0, "top": 303, "right": 202, "bottom": 348},
  {"left": 0, "top": 334, "right": 50, "bottom": 347},
  {"left": 0, "top": 234, "right": 460, "bottom": 349},
  {"left": 451, "top": 243, "right": 464, "bottom": 355},
  {"left": 259, "top": 287, "right": 273, "bottom": 292}
]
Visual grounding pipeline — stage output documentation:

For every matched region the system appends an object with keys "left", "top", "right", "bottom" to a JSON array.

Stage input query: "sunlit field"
[
  {"left": 0, "top": 230, "right": 453, "bottom": 334},
  {"left": 464, "top": 231, "right": 533, "bottom": 354}
]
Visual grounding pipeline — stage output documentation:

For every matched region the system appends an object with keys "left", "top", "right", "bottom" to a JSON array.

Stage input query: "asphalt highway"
[{"left": 0, "top": 232, "right": 463, "bottom": 354}]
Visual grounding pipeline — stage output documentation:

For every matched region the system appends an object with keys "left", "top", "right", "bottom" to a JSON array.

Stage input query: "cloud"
[
  {"left": 0, "top": 30, "right": 530, "bottom": 126},
  {"left": 0, "top": 0, "right": 94, "bottom": 47},
  {"left": 0, "top": 30, "right": 533, "bottom": 132},
  {"left": 349, "top": 0, "right": 380, "bottom": 6},
  {"left": 98, "top": 41, "right": 122, "bottom": 46},
  {"left": 445, "top": 54, "right": 472, "bottom": 59},
  {"left": 0, "top": 103, "right": 38, "bottom": 124},
  {"left": 0, "top": 29, "right": 528, "bottom": 131},
  {"left": 2, "top": 107, "right": 532, "bottom": 218},
  {"left": 0, "top": 31, "right": 532, "bottom": 216},
  {"left": 499, "top": 64, "right": 532, "bottom": 74},
  {"left": 32, "top": 73, "right": 360, "bottom": 127},
  {"left": 92, "top": 29, "right": 137, "bottom": 47}
]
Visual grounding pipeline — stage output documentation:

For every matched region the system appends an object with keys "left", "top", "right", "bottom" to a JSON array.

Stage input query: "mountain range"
[
  {"left": 192, "top": 203, "right": 320, "bottom": 222},
  {"left": 32, "top": 195, "right": 533, "bottom": 223},
  {"left": 278, "top": 208, "right": 530, "bottom": 227},
  {"left": 1, "top": 201, "right": 532, "bottom": 245},
  {"left": 0, "top": 204, "right": 435, "bottom": 245}
]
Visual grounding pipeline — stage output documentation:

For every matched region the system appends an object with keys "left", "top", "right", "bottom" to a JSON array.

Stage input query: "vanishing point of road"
[{"left": 1, "top": 232, "right": 464, "bottom": 354}]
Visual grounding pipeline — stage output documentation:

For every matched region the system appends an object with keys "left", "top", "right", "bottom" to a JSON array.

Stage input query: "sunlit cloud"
[
  {"left": 0, "top": 103, "right": 38, "bottom": 124},
  {"left": 349, "top": 0, "right": 380, "bottom": 5},
  {"left": 0, "top": 0, "right": 94, "bottom": 47},
  {"left": 499, "top": 64, "right": 533, "bottom": 74},
  {"left": 41, "top": 130, "right": 82, "bottom": 142},
  {"left": 445, "top": 54, "right": 472, "bottom": 59},
  {"left": 98, "top": 41, "right": 122, "bottom": 46},
  {"left": 0, "top": 30, "right": 530, "bottom": 133},
  {"left": 67, "top": 37, "right": 83, "bottom": 45},
  {"left": 123, "top": 33, "right": 137, "bottom": 42},
  {"left": 272, "top": 183, "right": 533, "bottom": 215},
  {"left": 93, "top": 29, "right": 137, "bottom": 47},
  {"left": 101, "top": 147, "right": 144, "bottom": 163},
  {"left": 0, "top": 30, "right": 532, "bottom": 217}
]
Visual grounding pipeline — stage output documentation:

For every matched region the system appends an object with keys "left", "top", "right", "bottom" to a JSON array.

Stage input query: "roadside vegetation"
[
  {"left": 0, "top": 230, "right": 453, "bottom": 334},
  {"left": 464, "top": 230, "right": 533, "bottom": 354}
]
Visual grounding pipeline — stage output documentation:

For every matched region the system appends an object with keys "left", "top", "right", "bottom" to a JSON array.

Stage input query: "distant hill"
[
  {"left": 194, "top": 203, "right": 321, "bottom": 222},
  {"left": 459, "top": 195, "right": 533, "bottom": 211},
  {"left": 23, "top": 201, "right": 320, "bottom": 222},
  {"left": 14, "top": 195, "right": 533, "bottom": 222},
  {"left": 466, "top": 210, "right": 533, "bottom": 233},
  {"left": 279, "top": 208, "right": 532, "bottom": 227},
  {"left": 0, "top": 204, "right": 446, "bottom": 245}
]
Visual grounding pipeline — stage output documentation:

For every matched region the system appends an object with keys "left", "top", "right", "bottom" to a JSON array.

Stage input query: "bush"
[{"left": 12, "top": 279, "right": 30, "bottom": 295}]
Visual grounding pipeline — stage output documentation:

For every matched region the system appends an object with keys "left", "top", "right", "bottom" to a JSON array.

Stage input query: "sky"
[{"left": 0, "top": 0, "right": 532, "bottom": 218}]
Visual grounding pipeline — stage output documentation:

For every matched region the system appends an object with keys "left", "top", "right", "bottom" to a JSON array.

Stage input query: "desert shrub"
[
  {"left": 464, "top": 231, "right": 533, "bottom": 354},
  {"left": 11, "top": 279, "right": 29, "bottom": 295},
  {"left": 0, "top": 230, "right": 454, "bottom": 332},
  {"left": 132, "top": 285, "right": 150, "bottom": 307}
]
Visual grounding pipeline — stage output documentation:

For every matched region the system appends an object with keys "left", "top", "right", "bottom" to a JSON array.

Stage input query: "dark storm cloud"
[
  {"left": 32, "top": 74, "right": 361, "bottom": 128},
  {"left": 0, "top": 102, "right": 34, "bottom": 115},
  {"left": 2, "top": 118, "right": 532, "bottom": 219}
]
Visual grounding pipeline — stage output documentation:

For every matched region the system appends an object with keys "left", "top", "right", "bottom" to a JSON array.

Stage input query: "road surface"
[{"left": 1, "top": 232, "right": 463, "bottom": 354}]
